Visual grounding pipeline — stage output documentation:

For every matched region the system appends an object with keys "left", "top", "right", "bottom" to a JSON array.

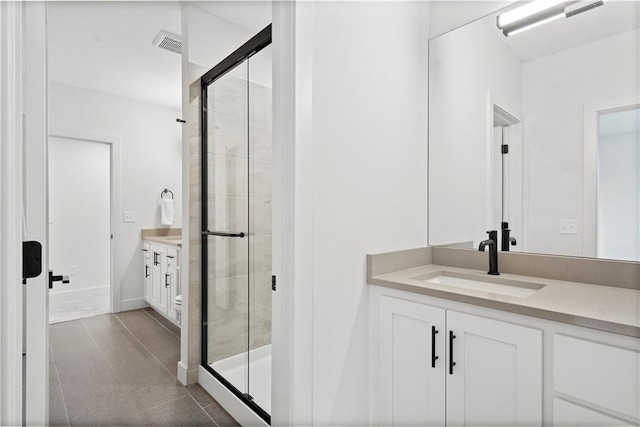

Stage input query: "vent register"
[{"left": 152, "top": 30, "right": 182, "bottom": 55}]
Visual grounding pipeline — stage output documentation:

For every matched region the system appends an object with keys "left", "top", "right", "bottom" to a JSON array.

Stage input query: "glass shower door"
[
  {"left": 203, "top": 58, "right": 251, "bottom": 397},
  {"left": 201, "top": 25, "right": 272, "bottom": 423}
]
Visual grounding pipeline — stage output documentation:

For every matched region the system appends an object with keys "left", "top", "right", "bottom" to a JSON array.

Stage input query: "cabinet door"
[
  {"left": 378, "top": 295, "right": 446, "bottom": 426},
  {"left": 167, "top": 265, "right": 179, "bottom": 322},
  {"left": 143, "top": 243, "right": 151, "bottom": 301},
  {"left": 446, "top": 311, "right": 542, "bottom": 426},
  {"left": 149, "top": 245, "right": 167, "bottom": 312},
  {"left": 157, "top": 246, "right": 168, "bottom": 314}
]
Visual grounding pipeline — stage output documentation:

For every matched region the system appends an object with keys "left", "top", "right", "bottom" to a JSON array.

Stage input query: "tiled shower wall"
[{"left": 189, "top": 74, "right": 272, "bottom": 371}]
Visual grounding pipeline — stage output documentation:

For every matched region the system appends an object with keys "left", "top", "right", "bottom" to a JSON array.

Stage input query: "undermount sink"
[{"left": 409, "top": 271, "right": 545, "bottom": 298}]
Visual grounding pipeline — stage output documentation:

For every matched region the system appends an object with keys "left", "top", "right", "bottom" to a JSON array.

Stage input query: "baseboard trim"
[
  {"left": 120, "top": 298, "right": 149, "bottom": 312},
  {"left": 48, "top": 286, "right": 109, "bottom": 304},
  {"left": 177, "top": 361, "right": 188, "bottom": 385}
]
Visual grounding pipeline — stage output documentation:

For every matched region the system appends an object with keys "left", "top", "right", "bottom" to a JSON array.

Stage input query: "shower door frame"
[{"left": 200, "top": 24, "right": 272, "bottom": 425}]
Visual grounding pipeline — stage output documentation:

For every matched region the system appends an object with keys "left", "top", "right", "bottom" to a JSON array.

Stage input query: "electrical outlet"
[
  {"left": 70, "top": 265, "right": 78, "bottom": 276},
  {"left": 559, "top": 219, "right": 578, "bottom": 235},
  {"left": 123, "top": 211, "right": 136, "bottom": 223}
]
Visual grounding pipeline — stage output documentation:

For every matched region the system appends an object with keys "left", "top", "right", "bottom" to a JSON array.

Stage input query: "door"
[
  {"left": 446, "top": 311, "right": 543, "bottom": 426},
  {"left": 23, "top": 2, "right": 49, "bottom": 425},
  {"left": 377, "top": 295, "right": 446, "bottom": 426},
  {"left": 48, "top": 136, "right": 111, "bottom": 323},
  {"left": 201, "top": 25, "right": 272, "bottom": 424}
]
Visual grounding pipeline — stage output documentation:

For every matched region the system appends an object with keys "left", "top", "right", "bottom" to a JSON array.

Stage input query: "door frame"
[
  {"left": 0, "top": 1, "right": 25, "bottom": 423},
  {"left": 48, "top": 129, "right": 122, "bottom": 313},
  {"left": 583, "top": 94, "right": 640, "bottom": 258}
]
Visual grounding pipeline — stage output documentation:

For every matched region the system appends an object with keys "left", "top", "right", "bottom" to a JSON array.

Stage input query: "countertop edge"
[
  {"left": 369, "top": 277, "right": 640, "bottom": 339},
  {"left": 143, "top": 236, "right": 182, "bottom": 247}
]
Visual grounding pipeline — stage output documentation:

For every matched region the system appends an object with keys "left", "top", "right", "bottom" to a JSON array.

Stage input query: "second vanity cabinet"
[
  {"left": 376, "top": 292, "right": 542, "bottom": 426},
  {"left": 372, "top": 285, "right": 640, "bottom": 426},
  {"left": 143, "top": 241, "right": 180, "bottom": 326}
]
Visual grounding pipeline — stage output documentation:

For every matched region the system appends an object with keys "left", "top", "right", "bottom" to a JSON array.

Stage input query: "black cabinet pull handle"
[
  {"left": 449, "top": 331, "right": 457, "bottom": 375},
  {"left": 145, "top": 265, "right": 149, "bottom": 278},
  {"left": 165, "top": 273, "right": 170, "bottom": 287},
  {"left": 153, "top": 252, "right": 159, "bottom": 266},
  {"left": 432, "top": 326, "right": 439, "bottom": 368}
]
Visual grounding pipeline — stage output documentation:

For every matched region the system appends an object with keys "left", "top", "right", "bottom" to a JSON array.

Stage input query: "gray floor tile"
[
  {"left": 115, "top": 310, "right": 181, "bottom": 373},
  {"left": 139, "top": 395, "right": 217, "bottom": 426},
  {"left": 50, "top": 310, "right": 237, "bottom": 427},
  {"left": 144, "top": 307, "right": 181, "bottom": 339},
  {"left": 49, "top": 354, "right": 70, "bottom": 426},
  {"left": 63, "top": 383, "right": 143, "bottom": 426},
  {"left": 186, "top": 383, "right": 216, "bottom": 408},
  {"left": 204, "top": 400, "right": 240, "bottom": 427}
]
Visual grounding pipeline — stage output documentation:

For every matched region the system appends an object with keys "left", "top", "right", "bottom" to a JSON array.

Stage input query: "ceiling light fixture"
[{"left": 497, "top": 0, "right": 605, "bottom": 37}]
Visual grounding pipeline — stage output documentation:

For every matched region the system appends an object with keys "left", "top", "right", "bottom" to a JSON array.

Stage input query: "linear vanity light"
[{"left": 497, "top": 0, "right": 605, "bottom": 37}]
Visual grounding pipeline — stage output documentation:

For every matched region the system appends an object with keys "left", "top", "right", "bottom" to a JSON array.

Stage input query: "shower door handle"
[{"left": 202, "top": 230, "right": 245, "bottom": 238}]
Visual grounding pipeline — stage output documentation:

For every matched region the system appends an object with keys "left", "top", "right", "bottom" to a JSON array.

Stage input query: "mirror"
[{"left": 428, "top": 0, "right": 640, "bottom": 262}]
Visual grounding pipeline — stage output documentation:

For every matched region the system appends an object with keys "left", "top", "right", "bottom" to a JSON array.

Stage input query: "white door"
[
  {"left": 23, "top": 2, "right": 50, "bottom": 425},
  {"left": 446, "top": 311, "right": 543, "bottom": 426},
  {"left": 48, "top": 136, "right": 111, "bottom": 323},
  {"left": 377, "top": 295, "right": 446, "bottom": 426}
]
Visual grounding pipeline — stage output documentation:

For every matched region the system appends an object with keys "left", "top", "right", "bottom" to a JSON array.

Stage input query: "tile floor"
[{"left": 50, "top": 308, "right": 239, "bottom": 426}]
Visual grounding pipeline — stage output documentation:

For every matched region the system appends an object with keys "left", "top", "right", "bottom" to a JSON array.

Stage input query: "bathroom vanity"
[
  {"left": 368, "top": 247, "right": 640, "bottom": 427},
  {"left": 142, "top": 230, "right": 181, "bottom": 327}
]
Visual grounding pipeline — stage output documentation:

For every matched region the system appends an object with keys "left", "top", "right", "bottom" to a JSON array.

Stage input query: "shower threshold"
[{"left": 210, "top": 344, "right": 272, "bottom": 414}]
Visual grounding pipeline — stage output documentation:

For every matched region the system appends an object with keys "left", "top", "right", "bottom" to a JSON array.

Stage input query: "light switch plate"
[
  {"left": 559, "top": 219, "right": 578, "bottom": 235},
  {"left": 123, "top": 211, "right": 136, "bottom": 223}
]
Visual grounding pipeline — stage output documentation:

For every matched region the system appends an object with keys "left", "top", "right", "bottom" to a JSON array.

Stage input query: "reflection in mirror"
[{"left": 428, "top": 0, "right": 640, "bottom": 261}]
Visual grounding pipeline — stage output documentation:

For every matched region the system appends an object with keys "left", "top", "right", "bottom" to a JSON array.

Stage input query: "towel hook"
[{"left": 161, "top": 188, "right": 174, "bottom": 200}]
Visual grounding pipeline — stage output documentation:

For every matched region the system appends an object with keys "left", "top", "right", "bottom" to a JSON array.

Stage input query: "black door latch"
[{"left": 23, "top": 241, "right": 42, "bottom": 284}]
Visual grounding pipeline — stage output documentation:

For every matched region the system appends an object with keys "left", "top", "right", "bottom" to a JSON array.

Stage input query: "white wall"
[
  {"left": 48, "top": 82, "right": 182, "bottom": 308},
  {"left": 49, "top": 137, "right": 110, "bottom": 296},
  {"left": 187, "top": 4, "right": 272, "bottom": 87},
  {"left": 292, "top": 2, "right": 429, "bottom": 423},
  {"left": 429, "top": 20, "right": 522, "bottom": 247},
  {"left": 522, "top": 29, "right": 640, "bottom": 256}
]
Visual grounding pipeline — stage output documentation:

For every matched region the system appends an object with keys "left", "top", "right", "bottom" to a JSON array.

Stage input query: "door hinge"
[
  {"left": 272, "top": 275, "right": 277, "bottom": 291},
  {"left": 501, "top": 144, "right": 509, "bottom": 154}
]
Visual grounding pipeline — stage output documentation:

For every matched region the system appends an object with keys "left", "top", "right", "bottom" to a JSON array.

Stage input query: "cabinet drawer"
[
  {"left": 553, "top": 398, "right": 636, "bottom": 426},
  {"left": 167, "top": 248, "right": 179, "bottom": 267},
  {"left": 554, "top": 334, "right": 640, "bottom": 419}
]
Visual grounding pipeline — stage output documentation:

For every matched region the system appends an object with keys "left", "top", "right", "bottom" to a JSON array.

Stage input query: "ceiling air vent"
[{"left": 152, "top": 30, "right": 182, "bottom": 55}]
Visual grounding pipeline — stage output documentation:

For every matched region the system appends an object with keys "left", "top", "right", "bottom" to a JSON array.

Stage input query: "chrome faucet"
[{"left": 478, "top": 230, "right": 500, "bottom": 275}]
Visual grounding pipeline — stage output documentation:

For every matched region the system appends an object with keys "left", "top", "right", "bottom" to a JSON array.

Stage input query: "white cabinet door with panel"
[
  {"left": 166, "top": 247, "right": 179, "bottom": 322},
  {"left": 143, "top": 242, "right": 151, "bottom": 301},
  {"left": 446, "top": 310, "right": 543, "bottom": 427},
  {"left": 377, "top": 295, "right": 446, "bottom": 426}
]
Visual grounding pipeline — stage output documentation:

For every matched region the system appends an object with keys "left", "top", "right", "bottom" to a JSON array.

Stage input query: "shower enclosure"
[{"left": 200, "top": 25, "right": 272, "bottom": 423}]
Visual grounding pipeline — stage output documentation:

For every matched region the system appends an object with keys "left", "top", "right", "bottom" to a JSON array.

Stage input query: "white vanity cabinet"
[
  {"left": 374, "top": 289, "right": 543, "bottom": 426},
  {"left": 144, "top": 241, "right": 180, "bottom": 327},
  {"left": 372, "top": 285, "right": 640, "bottom": 426}
]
